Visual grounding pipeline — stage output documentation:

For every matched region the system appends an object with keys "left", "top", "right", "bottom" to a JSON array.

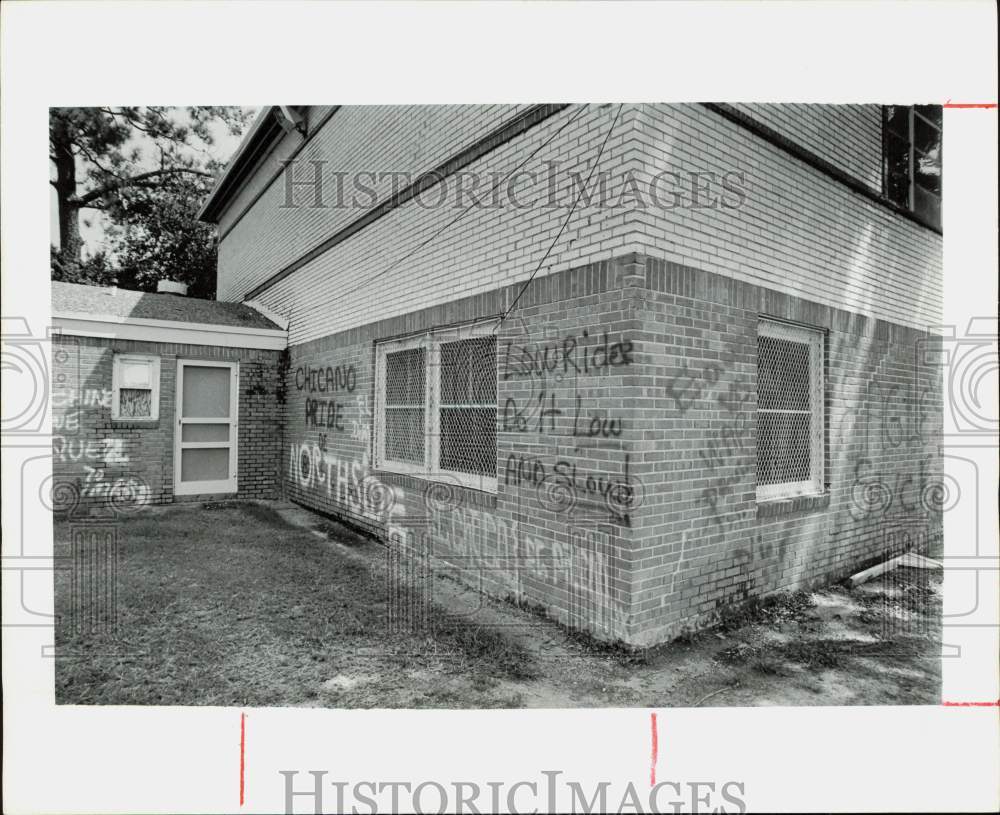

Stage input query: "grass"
[
  {"left": 54, "top": 503, "right": 538, "bottom": 707},
  {"left": 54, "top": 502, "right": 943, "bottom": 708}
]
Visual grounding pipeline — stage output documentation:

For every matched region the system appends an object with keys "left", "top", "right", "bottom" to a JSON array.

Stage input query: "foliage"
[{"left": 50, "top": 106, "right": 254, "bottom": 295}]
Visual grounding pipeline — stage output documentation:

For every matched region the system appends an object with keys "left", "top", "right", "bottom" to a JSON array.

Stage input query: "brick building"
[
  {"left": 50, "top": 282, "right": 287, "bottom": 510},
  {"left": 54, "top": 104, "right": 944, "bottom": 645}
]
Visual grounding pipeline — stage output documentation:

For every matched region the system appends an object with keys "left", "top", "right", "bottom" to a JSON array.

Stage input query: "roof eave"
[{"left": 197, "top": 106, "right": 281, "bottom": 224}]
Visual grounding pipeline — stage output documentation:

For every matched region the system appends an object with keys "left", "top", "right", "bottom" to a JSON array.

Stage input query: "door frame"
[{"left": 174, "top": 359, "right": 239, "bottom": 496}]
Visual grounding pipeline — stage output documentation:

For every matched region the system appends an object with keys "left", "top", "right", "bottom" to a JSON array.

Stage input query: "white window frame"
[
  {"left": 374, "top": 321, "right": 498, "bottom": 493},
  {"left": 111, "top": 353, "right": 160, "bottom": 420},
  {"left": 756, "top": 319, "right": 825, "bottom": 502}
]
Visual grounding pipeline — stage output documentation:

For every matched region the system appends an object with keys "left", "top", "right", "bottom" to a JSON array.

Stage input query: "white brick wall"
[
  {"left": 728, "top": 103, "right": 883, "bottom": 189},
  {"left": 218, "top": 104, "right": 535, "bottom": 301},
  {"left": 214, "top": 103, "right": 943, "bottom": 343},
  {"left": 239, "top": 104, "right": 641, "bottom": 345},
  {"left": 630, "top": 104, "right": 941, "bottom": 329}
]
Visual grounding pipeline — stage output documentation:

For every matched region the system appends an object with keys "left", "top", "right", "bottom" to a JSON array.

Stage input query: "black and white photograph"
[{"left": 2, "top": 2, "right": 997, "bottom": 814}]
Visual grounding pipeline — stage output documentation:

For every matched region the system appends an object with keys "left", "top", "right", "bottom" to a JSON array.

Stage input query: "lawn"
[
  {"left": 54, "top": 502, "right": 942, "bottom": 708},
  {"left": 54, "top": 503, "right": 536, "bottom": 707}
]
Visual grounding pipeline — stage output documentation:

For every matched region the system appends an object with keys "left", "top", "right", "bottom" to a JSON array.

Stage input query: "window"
[
  {"left": 883, "top": 105, "right": 942, "bottom": 230},
  {"left": 111, "top": 354, "right": 160, "bottom": 420},
  {"left": 375, "top": 324, "right": 497, "bottom": 491},
  {"left": 756, "top": 320, "right": 824, "bottom": 501}
]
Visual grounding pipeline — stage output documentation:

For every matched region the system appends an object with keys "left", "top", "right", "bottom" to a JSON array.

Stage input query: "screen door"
[{"left": 175, "top": 360, "right": 238, "bottom": 495}]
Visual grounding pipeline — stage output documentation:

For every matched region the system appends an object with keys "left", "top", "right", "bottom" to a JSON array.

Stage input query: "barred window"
[
  {"left": 111, "top": 354, "right": 160, "bottom": 420},
  {"left": 883, "top": 105, "right": 942, "bottom": 230},
  {"left": 757, "top": 320, "right": 824, "bottom": 500},
  {"left": 375, "top": 324, "right": 497, "bottom": 491}
]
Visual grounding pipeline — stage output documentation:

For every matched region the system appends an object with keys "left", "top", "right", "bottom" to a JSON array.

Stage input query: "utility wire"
[
  {"left": 495, "top": 103, "right": 624, "bottom": 330},
  {"left": 324, "top": 104, "right": 589, "bottom": 308}
]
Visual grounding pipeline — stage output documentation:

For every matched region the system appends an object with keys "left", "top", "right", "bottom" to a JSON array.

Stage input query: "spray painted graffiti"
[
  {"left": 420, "top": 504, "right": 626, "bottom": 637},
  {"left": 502, "top": 392, "right": 623, "bottom": 437},
  {"left": 51, "top": 387, "right": 114, "bottom": 409},
  {"left": 290, "top": 442, "right": 402, "bottom": 525},
  {"left": 501, "top": 330, "right": 634, "bottom": 381}
]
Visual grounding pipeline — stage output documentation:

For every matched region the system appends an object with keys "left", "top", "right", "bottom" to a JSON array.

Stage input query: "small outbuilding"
[{"left": 50, "top": 281, "right": 287, "bottom": 512}]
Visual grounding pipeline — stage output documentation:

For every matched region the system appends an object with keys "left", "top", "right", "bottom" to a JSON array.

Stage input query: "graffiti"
[
  {"left": 51, "top": 387, "right": 114, "bottom": 409},
  {"left": 290, "top": 442, "right": 401, "bottom": 524},
  {"left": 502, "top": 451, "right": 638, "bottom": 524},
  {"left": 849, "top": 455, "right": 938, "bottom": 522},
  {"left": 424, "top": 505, "right": 626, "bottom": 637},
  {"left": 305, "top": 398, "right": 346, "bottom": 429},
  {"left": 501, "top": 330, "right": 634, "bottom": 381},
  {"left": 53, "top": 436, "right": 127, "bottom": 464},
  {"left": 858, "top": 380, "right": 937, "bottom": 455},
  {"left": 664, "top": 361, "right": 722, "bottom": 413},
  {"left": 52, "top": 411, "right": 79, "bottom": 432},
  {"left": 501, "top": 392, "right": 623, "bottom": 437},
  {"left": 294, "top": 363, "right": 356, "bottom": 393},
  {"left": 80, "top": 467, "right": 150, "bottom": 510},
  {"left": 732, "top": 532, "right": 792, "bottom": 566}
]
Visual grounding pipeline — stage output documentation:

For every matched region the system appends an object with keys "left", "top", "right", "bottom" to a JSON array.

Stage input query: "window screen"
[
  {"left": 376, "top": 326, "right": 498, "bottom": 490},
  {"left": 384, "top": 347, "right": 426, "bottom": 464},
  {"left": 757, "top": 320, "right": 824, "bottom": 499},
  {"left": 438, "top": 336, "right": 497, "bottom": 477}
]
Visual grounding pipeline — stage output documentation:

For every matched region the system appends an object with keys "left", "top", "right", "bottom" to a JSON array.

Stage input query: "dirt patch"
[{"left": 54, "top": 502, "right": 942, "bottom": 708}]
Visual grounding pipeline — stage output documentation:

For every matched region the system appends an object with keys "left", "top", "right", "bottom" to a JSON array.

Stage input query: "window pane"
[
  {"left": 913, "top": 185, "right": 942, "bottom": 230},
  {"left": 119, "top": 388, "right": 152, "bottom": 418},
  {"left": 440, "top": 337, "right": 497, "bottom": 404},
  {"left": 758, "top": 412, "right": 811, "bottom": 486},
  {"left": 385, "top": 348, "right": 425, "bottom": 405},
  {"left": 884, "top": 105, "right": 911, "bottom": 138},
  {"left": 439, "top": 407, "right": 497, "bottom": 476},
  {"left": 914, "top": 104, "right": 942, "bottom": 128},
  {"left": 914, "top": 145, "right": 942, "bottom": 196},
  {"left": 180, "top": 448, "right": 229, "bottom": 482},
  {"left": 758, "top": 336, "right": 811, "bottom": 411},
  {"left": 182, "top": 366, "right": 231, "bottom": 418},
  {"left": 385, "top": 407, "right": 424, "bottom": 463},
  {"left": 913, "top": 114, "right": 941, "bottom": 155},
  {"left": 883, "top": 131, "right": 911, "bottom": 208},
  {"left": 181, "top": 423, "right": 230, "bottom": 443}
]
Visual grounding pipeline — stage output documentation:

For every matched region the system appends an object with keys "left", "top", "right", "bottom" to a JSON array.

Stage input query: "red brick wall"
[{"left": 51, "top": 334, "right": 284, "bottom": 515}]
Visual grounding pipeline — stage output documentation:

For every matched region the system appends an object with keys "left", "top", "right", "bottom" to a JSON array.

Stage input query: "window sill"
[
  {"left": 110, "top": 418, "right": 160, "bottom": 428},
  {"left": 757, "top": 491, "right": 830, "bottom": 519},
  {"left": 374, "top": 470, "right": 498, "bottom": 511}
]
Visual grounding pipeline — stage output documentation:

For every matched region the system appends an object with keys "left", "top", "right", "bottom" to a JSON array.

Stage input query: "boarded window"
[{"left": 112, "top": 355, "right": 159, "bottom": 420}]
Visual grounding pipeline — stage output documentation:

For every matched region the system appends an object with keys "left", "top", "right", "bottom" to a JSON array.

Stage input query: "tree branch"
[{"left": 71, "top": 167, "right": 215, "bottom": 206}]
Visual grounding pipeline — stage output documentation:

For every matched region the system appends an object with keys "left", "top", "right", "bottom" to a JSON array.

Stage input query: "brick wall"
[
  {"left": 218, "top": 104, "right": 941, "bottom": 348},
  {"left": 51, "top": 334, "right": 284, "bottom": 514},
  {"left": 727, "top": 103, "right": 883, "bottom": 189},
  {"left": 629, "top": 104, "right": 942, "bottom": 330},
  {"left": 229, "top": 104, "right": 641, "bottom": 344},
  {"left": 279, "top": 253, "right": 944, "bottom": 645},
  {"left": 218, "top": 104, "right": 535, "bottom": 301},
  {"left": 627, "top": 256, "right": 943, "bottom": 644},
  {"left": 281, "top": 256, "right": 643, "bottom": 640}
]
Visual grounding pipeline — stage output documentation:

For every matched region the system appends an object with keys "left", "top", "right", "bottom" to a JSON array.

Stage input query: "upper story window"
[
  {"left": 883, "top": 105, "right": 942, "bottom": 230},
  {"left": 757, "top": 319, "right": 825, "bottom": 501},
  {"left": 375, "top": 323, "right": 497, "bottom": 492},
  {"left": 112, "top": 354, "right": 160, "bottom": 420}
]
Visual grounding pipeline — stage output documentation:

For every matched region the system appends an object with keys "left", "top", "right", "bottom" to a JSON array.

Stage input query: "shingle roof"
[{"left": 51, "top": 282, "right": 281, "bottom": 331}]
